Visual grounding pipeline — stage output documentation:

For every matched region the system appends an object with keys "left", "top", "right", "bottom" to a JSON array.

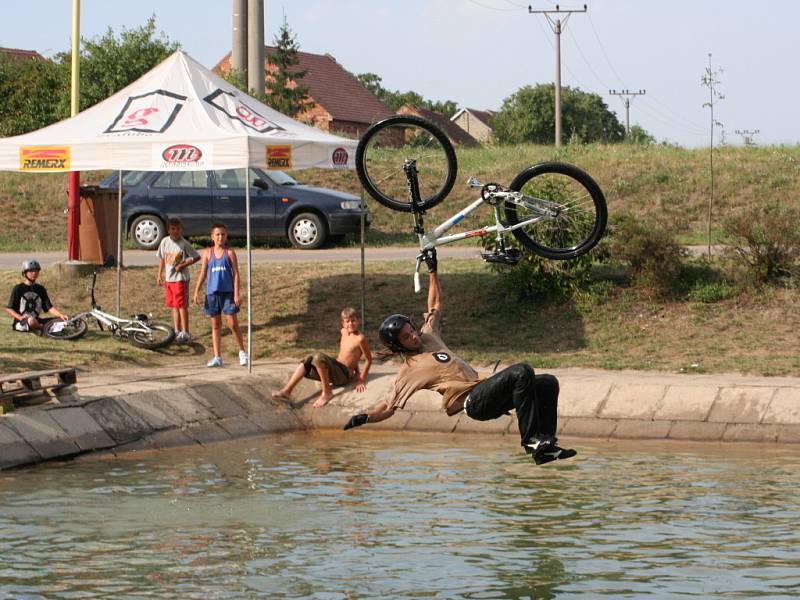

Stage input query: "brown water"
[{"left": 1, "top": 432, "right": 799, "bottom": 599}]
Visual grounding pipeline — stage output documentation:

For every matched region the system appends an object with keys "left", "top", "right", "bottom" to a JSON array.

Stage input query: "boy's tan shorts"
[{"left": 302, "top": 352, "right": 351, "bottom": 386}]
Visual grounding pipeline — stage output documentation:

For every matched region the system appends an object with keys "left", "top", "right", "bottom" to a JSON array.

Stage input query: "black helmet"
[
  {"left": 379, "top": 314, "right": 413, "bottom": 352},
  {"left": 21, "top": 259, "right": 41, "bottom": 275}
]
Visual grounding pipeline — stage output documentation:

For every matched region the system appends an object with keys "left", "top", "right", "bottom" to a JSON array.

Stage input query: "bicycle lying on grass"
[
  {"left": 44, "top": 272, "right": 175, "bottom": 349},
  {"left": 355, "top": 115, "right": 608, "bottom": 291}
]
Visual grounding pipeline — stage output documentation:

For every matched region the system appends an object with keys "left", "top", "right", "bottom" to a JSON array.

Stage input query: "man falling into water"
[{"left": 342, "top": 249, "right": 576, "bottom": 465}]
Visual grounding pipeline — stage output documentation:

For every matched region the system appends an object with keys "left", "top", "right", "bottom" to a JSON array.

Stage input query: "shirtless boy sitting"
[{"left": 272, "top": 307, "right": 372, "bottom": 408}]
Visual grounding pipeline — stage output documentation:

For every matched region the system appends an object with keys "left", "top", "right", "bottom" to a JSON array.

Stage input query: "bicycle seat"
[{"left": 131, "top": 313, "right": 149, "bottom": 321}]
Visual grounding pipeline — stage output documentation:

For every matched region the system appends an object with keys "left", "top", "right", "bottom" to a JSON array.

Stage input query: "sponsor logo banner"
[
  {"left": 19, "top": 146, "right": 70, "bottom": 171},
  {"left": 331, "top": 147, "right": 349, "bottom": 168},
  {"left": 105, "top": 90, "right": 188, "bottom": 134},
  {"left": 267, "top": 145, "right": 292, "bottom": 169},
  {"left": 204, "top": 89, "right": 286, "bottom": 134},
  {"left": 153, "top": 143, "right": 212, "bottom": 169}
]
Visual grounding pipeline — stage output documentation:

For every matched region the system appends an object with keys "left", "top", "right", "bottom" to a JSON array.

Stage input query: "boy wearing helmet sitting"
[
  {"left": 4, "top": 259, "right": 69, "bottom": 334},
  {"left": 342, "top": 249, "right": 576, "bottom": 466}
]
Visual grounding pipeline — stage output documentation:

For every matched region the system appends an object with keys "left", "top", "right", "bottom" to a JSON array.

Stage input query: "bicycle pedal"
[{"left": 481, "top": 249, "right": 523, "bottom": 265}]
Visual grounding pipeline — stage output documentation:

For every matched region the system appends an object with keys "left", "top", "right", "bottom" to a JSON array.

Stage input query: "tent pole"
[
  {"left": 116, "top": 170, "right": 122, "bottom": 317},
  {"left": 246, "top": 170, "right": 252, "bottom": 374},
  {"left": 360, "top": 190, "right": 366, "bottom": 327}
]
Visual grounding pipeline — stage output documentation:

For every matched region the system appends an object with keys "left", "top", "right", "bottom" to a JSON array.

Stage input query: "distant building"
[
  {"left": 0, "top": 47, "right": 45, "bottom": 62},
  {"left": 398, "top": 105, "right": 478, "bottom": 146},
  {"left": 215, "top": 48, "right": 394, "bottom": 138},
  {"left": 451, "top": 108, "right": 495, "bottom": 143}
]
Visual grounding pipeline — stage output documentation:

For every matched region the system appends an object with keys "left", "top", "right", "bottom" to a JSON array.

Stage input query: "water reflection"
[{"left": 1, "top": 433, "right": 799, "bottom": 598}]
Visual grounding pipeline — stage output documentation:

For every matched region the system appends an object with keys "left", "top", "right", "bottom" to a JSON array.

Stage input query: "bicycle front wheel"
[
  {"left": 504, "top": 162, "right": 608, "bottom": 260},
  {"left": 128, "top": 322, "right": 175, "bottom": 350},
  {"left": 355, "top": 115, "right": 457, "bottom": 212},
  {"left": 43, "top": 317, "right": 88, "bottom": 340}
]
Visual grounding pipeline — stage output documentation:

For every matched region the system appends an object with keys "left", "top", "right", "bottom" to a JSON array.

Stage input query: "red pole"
[{"left": 67, "top": 171, "right": 80, "bottom": 259}]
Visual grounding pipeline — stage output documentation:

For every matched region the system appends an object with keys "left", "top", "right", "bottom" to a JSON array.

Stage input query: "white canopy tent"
[{"left": 0, "top": 50, "right": 361, "bottom": 369}]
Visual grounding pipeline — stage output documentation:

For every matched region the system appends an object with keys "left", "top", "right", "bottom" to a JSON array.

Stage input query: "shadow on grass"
[{"left": 264, "top": 271, "right": 588, "bottom": 360}]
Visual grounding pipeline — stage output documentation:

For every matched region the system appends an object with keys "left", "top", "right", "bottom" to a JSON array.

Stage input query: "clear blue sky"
[{"left": 4, "top": 0, "right": 797, "bottom": 147}]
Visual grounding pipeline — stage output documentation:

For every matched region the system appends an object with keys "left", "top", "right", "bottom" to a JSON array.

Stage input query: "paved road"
[{"left": 0, "top": 246, "right": 483, "bottom": 269}]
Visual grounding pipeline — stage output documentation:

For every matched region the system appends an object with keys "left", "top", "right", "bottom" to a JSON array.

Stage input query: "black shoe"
[
  {"left": 534, "top": 445, "right": 577, "bottom": 465},
  {"left": 523, "top": 436, "right": 556, "bottom": 456}
]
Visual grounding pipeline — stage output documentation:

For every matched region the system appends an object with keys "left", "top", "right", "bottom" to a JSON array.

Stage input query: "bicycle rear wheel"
[
  {"left": 355, "top": 115, "right": 457, "bottom": 212},
  {"left": 128, "top": 322, "right": 175, "bottom": 350},
  {"left": 43, "top": 317, "right": 88, "bottom": 340},
  {"left": 504, "top": 162, "right": 607, "bottom": 260}
]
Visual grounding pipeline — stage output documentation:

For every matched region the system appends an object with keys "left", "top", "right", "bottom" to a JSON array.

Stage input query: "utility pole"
[
  {"left": 609, "top": 89, "right": 646, "bottom": 136},
  {"left": 247, "top": 0, "right": 265, "bottom": 93},
  {"left": 232, "top": 0, "right": 247, "bottom": 80},
  {"left": 529, "top": 3, "right": 586, "bottom": 147},
  {"left": 735, "top": 129, "right": 760, "bottom": 146}
]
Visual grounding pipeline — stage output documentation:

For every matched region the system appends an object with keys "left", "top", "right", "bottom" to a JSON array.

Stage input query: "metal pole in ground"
[
  {"left": 360, "top": 190, "right": 367, "bottom": 327},
  {"left": 246, "top": 172, "right": 252, "bottom": 374},
  {"left": 116, "top": 170, "right": 122, "bottom": 317}
]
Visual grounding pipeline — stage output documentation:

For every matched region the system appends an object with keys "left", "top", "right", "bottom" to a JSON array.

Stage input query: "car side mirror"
[{"left": 253, "top": 178, "right": 269, "bottom": 190}]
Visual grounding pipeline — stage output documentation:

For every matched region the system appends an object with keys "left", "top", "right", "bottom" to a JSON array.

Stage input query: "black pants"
[{"left": 465, "top": 363, "right": 559, "bottom": 446}]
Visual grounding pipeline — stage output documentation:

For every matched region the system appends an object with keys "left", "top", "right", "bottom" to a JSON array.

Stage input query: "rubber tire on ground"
[
  {"left": 130, "top": 214, "right": 166, "bottom": 251},
  {"left": 504, "top": 162, "right": 608, "bottom": 260},
  {"left": 128, "top": 322, "right": 175, "bottom": 349},
  {"left": 288, "top": 212, "right": 328, "bottom": 249},
  {"left": 43, "top": 317, "right": 88, "bottom": 340},
  {"left": 355, "top": 114, "right": 458, "bottom": 212}
]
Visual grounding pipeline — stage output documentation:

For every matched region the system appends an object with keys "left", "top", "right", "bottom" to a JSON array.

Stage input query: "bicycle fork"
[{"left": 403, "top": 160, "right": 428, "bottom": 293}]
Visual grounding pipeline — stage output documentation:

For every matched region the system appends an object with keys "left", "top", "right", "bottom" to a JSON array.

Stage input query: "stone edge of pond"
[{"left": 2, "top": 363, "right": 800, "bottom": 470}]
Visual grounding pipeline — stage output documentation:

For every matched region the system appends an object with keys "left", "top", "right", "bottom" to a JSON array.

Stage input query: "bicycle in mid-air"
[
  {"left": 355, "top": 115, "right": 608, "bottom": 292},
  {"left": 44, "top": 271, "right": 175, "bottom": 349}
]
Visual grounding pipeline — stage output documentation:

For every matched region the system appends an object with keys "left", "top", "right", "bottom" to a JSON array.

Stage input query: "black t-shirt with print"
[{"left": 7, "top": 283, "right": 53, "bottom": 327}]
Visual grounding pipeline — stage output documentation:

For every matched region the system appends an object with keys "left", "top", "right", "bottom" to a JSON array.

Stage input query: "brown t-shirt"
[{"left": 386, "top": 309, "right": 483, "bottom": 416}]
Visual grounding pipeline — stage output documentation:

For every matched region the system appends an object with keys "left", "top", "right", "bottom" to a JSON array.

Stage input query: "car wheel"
[
  {"left": 130, "top": 214, "right": 166, "bottom": 250},
  {"left": 288, "top": 212, "right": 327, "bottom": 249}
]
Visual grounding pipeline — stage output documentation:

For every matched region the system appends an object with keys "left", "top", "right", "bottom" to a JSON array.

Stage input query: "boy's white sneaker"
[
  {"left": 207, "top": 356, "right": 223, "bottom": 368},
  {"left": 239, "top": 350, "right": 249, "bottom": 366}
]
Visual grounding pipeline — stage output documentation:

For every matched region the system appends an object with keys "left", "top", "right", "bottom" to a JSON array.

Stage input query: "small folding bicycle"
[
  {"left": 355, "top": 115, "right": 608, "bottom": 291},
  {"left": 44, "top": 271, "right": 175, "bottom": 349}
]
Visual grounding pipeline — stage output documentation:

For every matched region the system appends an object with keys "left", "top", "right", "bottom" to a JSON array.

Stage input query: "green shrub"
[
  {"left": 605, "top": 214, "right": 683, "bottom": 295},
  {"left": 688, "top": 280, "right": 736, "bottom": 303},
  {"left": 722, "top": 201, "right": 800, "bottom": 283}
]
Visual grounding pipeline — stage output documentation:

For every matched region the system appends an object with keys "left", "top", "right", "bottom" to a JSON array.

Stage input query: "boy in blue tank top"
[{"left": 192, "top": 223, "right": 248, "bottom": 367}]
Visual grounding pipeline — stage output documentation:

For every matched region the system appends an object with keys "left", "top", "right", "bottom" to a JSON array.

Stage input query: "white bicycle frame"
[
  {"left": 411, "top": 177, "right": 558, "bottom": 292},
  {"left": 75, "top": 307, "right": 155, "bottom": 337}
]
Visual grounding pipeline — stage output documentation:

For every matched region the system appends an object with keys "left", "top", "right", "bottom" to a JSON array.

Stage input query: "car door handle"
[{"left": 218, "top": 196, "right": 232, "bottom": 200}]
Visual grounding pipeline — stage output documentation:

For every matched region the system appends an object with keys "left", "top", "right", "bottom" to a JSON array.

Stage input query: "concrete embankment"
[{"left": 2, "top": 361, "right": 800, "bottom": 470}]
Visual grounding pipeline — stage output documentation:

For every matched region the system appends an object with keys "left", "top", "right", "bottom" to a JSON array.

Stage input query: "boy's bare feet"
[
  {"left": 271, "top": 390, "right": 292, "bottom": 401},
  {"left": 312, "top": 392, "right": 333, "bottom": 408}
]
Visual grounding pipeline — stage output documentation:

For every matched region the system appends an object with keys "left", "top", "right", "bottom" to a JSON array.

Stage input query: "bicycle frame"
[
  {"left": 79, "top": 307, "right": 154, "bottom": 337},
  {"left": 407, "top": 163, "right": 554, "bottom": 292},
  {"left": 72, "top": 272, "right": 155, "bottom": 336}
]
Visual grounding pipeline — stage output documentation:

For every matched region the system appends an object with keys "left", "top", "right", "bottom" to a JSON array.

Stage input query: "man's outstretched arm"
[
  {"left": 343, "top": 400, "right": 396, "bottom": 430},
  {"left": 422, "top": 249, "right": 441, "bottom": 314}
]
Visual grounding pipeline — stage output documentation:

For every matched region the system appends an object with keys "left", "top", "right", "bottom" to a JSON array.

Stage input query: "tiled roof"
[
  {"left": 399, "top": 105, "right": 479, "bottom": 146},
  {"left": 0, "top": 47, "right": 45, "bottom": 62},
  {"left": 215, "top": 48, "right": 394, "bottom": 125},
  {"left": 452, "top": 107, "right": 496, "bottom": 128}
]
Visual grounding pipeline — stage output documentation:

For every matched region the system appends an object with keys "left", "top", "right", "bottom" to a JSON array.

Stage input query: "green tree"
[
  {"left": 0, "top": 55, "right": 68, "bottom": 136},
  {"left": 264, "top": 17, "right": 313, "bottom": 117},
  {"left": 356, "top": 72, "right": 458, "bottom": 118},
  {"left": 0, "top": 16, "right": 178, "bottom": 136},
  {"left": 492, "top": 84, "right": 625, "bottom": 144},
  {"left": 627, "top": 124, "right": 655, "bottom": 145}
]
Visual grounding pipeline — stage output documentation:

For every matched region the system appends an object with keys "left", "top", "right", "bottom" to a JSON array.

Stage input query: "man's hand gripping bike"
[
  {"left": 355, "top": 115, "right": 608, "bottom": 292},
  {"left": 43, "top": 271, "right": 175, "bottom": 349}
]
